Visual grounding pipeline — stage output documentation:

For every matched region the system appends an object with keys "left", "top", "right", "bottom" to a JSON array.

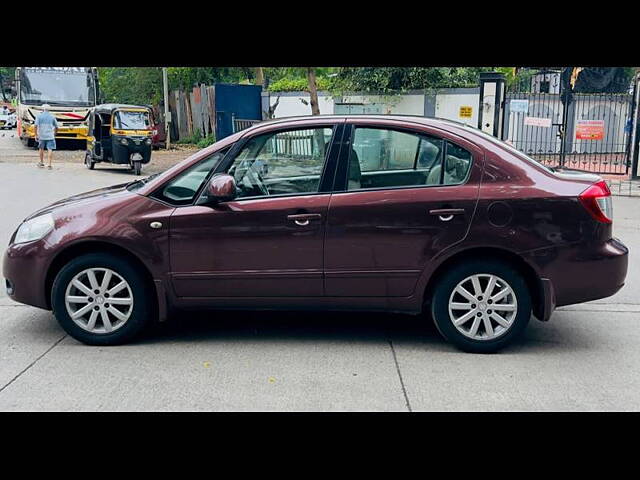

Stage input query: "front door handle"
[
  {"left": 287, "top": 213, "right": 322, "bottom": 226},
  {"left": 429, "top": 208, "right": 465, "bottom": 222}
]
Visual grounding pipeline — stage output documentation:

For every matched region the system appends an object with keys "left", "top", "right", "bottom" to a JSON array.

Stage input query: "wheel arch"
[
  {"left": 44, "top": 240, "right": 158, "bottom": 316},
  {"left": 422, "top": 246, "right": 545, "bottom": 320}
]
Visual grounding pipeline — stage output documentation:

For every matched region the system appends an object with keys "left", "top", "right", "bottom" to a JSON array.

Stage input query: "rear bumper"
[{"left": 528, "top": 237, "right": 628, "bottom": 313}]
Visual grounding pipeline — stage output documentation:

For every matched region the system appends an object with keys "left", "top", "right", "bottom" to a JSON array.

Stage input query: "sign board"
[
  {"left": 24, "top": 67, "right": 88, "bottom": 74},
  {"left": 459, "top": 106, "right": 473, "bottom": 118},
  {"left": 510, "top": 99, "right": 529, "bottom": 113},
  {"left": 575, "top": 120, "right": 605, "bottom": 140},
  {"left": 524, "top": 116, "right": 552, "bottom": 128}
]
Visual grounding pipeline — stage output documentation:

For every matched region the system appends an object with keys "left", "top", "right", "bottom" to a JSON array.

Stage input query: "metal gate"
[{"left": 502, "top": 69, "right": 637, "bottom": 175}]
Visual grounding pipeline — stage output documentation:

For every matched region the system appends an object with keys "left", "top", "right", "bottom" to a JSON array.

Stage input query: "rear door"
[{"left": 324, "top": 121, "right": 483, "bottom": 297}]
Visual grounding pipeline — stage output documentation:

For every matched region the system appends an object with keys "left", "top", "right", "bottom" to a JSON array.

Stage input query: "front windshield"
[
  {"left": 20, "top": 67, "right": 95, "bottom": 107},
  {"left": 114, "top": 110, "right": 150, "bottom": 130}
]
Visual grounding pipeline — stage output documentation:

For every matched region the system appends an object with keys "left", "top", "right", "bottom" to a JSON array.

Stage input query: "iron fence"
[
  {"left": 233, "top": 117, "right": 261, "bottom": 133},
  {"left": 503, "top": 68, "right": 636, "bottom": 175}
]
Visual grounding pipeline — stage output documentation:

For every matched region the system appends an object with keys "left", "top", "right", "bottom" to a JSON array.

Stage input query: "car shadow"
[
  {"left": 139, "top": 309, "right": 595, "bottom": 354},
  {"left": 143, "top": 309, "right": 436, "bottom": 346},
  {"left": 5, "top": 306, "right": 596, "bottom": 354}
]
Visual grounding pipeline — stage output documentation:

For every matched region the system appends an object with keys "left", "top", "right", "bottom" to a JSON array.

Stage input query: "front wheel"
[
  {"left": 51, "top": 253, "right": 152, "bottom": 345},
  {"left": 430, "top": 260, "right": 531, "bottom": 353},
  {"left": 85, "top": 153, "right": 95, "bottom": 170}
]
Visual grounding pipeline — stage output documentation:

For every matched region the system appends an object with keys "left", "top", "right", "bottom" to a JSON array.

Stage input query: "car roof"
[{"left": 253, "top": 114, "right": 476, "bottom": 134}]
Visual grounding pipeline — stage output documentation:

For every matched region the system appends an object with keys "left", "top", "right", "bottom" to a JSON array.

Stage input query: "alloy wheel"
[
  {"left": 448, "top": 274, "right": 518, "bottom": 341},
  {"left": 64, "top": 268, "right": 134, "bottom": 334}
]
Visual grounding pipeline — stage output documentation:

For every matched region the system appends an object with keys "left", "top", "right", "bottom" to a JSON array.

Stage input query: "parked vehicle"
[
  {"left": 0, "top": 109, "right": 16, "bottom": 129},
  {"left": 147, "top": 106, "right": 166, "bottom": 149},
  {"left": 85, "top": 104, "right": 153, "bottom": 175},
  {"left": 3, "top": 115, "right": 628, "bottom": 352},
  {"left": 15, "top": 67, "right": 99, "bottom": 148}
]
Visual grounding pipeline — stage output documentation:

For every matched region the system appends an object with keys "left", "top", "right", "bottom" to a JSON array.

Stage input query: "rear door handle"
[
  {"left": 429, "top": 208, "right": 465, "bottom": 222},
  {"left": 287, "top": 213, "right": 322, "bottom": 226}
]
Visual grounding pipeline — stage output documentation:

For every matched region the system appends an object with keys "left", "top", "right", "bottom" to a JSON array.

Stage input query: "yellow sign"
[{"left": 459, "top": 106, "right": 473, "bottom": 118}]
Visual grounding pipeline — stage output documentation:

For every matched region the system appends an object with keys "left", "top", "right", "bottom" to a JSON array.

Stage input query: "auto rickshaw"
[{"left": 85, "top": 104, "right": 153, "bottom": 175}]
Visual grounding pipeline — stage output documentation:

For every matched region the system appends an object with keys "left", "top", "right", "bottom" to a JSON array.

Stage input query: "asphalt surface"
[{"left": 1, "top": 131, "right": 639, "bottom": 411}]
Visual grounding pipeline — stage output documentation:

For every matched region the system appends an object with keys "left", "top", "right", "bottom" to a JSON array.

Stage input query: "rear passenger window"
[
  {"left": 346, "top": 127, "right": 471, "bottom": 191},
  {"left": 443, "top": 141, "right": 473, "bottom": 185}
]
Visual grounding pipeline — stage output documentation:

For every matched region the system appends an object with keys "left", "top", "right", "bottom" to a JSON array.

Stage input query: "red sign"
[{"left": 576, "top": 120, "right": 605, "bottom": 140}]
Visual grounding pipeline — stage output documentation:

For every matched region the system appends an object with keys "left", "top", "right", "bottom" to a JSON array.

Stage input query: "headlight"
[
  {"left": 120, "top": 138, "right": 128, "bottom": 145},
  {"left": 145, "top": 138, "right": 152, "bottom": 145},
  {"left": 13, "top": 214, "right": 54, "bottom": 244}
]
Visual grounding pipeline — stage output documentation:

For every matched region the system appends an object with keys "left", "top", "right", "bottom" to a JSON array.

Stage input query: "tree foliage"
[
  {"left": 333, "top": 67, "right": 498, "bottom": 93},
  {"left": 98, "top": 67, "right": 163, "bottom": 105}
]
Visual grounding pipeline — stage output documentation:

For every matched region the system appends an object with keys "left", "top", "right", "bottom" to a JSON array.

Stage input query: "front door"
[
  {"left": 168, "top": 124, "right": 339, "bottom": 298},
  {"left": 324, "top": 123, "right": 483, "bottom": 297}
]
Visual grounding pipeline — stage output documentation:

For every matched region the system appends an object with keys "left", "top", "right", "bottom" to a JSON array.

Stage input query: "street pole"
[{"left": 163, "top": 67, "right": 171, "bottom": 150}]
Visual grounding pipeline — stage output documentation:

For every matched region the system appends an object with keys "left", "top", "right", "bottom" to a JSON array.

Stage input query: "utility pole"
[{"left": 163, "top": 67, "right": 171, "bottom": 150}]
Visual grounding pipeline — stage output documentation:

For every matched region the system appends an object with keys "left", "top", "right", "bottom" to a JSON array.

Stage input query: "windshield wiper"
[{"left": 126, "top": 173, "right": 161, "bottom": 190}]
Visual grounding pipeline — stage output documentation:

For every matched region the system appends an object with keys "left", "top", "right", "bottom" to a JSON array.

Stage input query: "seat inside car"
[
  {"left": 426, "top": 154, "right": 468, "bottom": 185},
  {"left": 348, "top": 148, "right": 362, "bottom": 190}
]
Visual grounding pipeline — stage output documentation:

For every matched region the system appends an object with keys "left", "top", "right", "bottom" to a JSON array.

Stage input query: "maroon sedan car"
[{"left": 3, "top": 115, "right": 628, "bottom": 352}]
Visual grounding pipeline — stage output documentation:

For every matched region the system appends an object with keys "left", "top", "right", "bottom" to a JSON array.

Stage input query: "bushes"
[
  {"left": 197, "top": 133, "right": 216, "bottom": 148},
  {"left": 268, "top": 76, "right": 333, "bottom": 92},
  {"left": 175, "top": 129, "right": 216, "bottom": 148}
]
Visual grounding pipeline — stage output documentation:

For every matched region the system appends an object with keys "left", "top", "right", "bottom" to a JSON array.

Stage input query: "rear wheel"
[
  {"left": 51, "top": 253, "right": 152, "bottom": 345},
  {"left": 430, "top": 260, "right": 531, "bottom": 353}
]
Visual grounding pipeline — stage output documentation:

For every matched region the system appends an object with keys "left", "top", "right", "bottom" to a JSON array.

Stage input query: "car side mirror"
[{"left": 201, "top": 173, "right": 237, "bottom": 205}]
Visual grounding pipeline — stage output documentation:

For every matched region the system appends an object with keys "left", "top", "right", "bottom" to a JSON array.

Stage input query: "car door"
[
  {"left": 324, "top": 121, "right": 483, "bottom": 297},
  {"left": 167, "top": 122, "right": 343, "bottom": 298}
]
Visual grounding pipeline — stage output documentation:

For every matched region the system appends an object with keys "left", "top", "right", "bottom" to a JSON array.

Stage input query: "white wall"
[
  {"left": 269, "top": 93, "right": 334, "bottom": 118},
  {"left": 267, "top": 90, "right": 479, "bottom": 123},
  {"left": 340, "top": 94, "right": 424, "bottom": 115},
  {"left": 435, "top": 93, "right": 479, "bottom": 126}
]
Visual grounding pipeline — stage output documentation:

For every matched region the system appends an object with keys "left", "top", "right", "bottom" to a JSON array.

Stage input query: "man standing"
[{"left": 34, "top": 104, "right": 58, "bottom": 169}]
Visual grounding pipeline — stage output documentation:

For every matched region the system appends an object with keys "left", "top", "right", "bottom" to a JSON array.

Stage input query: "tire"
[
  {"left": 26, "top": 138, "right": 35, "bottom": 148},
  {"left": 430, "top": 259, "right": 531, "bottom": 353},
  {"left": 133, "top": 161, "right": 142, "bottom": 176},
  {"left": 85, "top": 153, "right": 95, "bottom": 170},
  {"left": 51, "top": 253, "right": 152, "bottom": 346}
]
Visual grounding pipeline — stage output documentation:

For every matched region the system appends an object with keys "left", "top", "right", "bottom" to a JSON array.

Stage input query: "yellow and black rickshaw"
[{"left": 85, "top": 104, "right": 153, "bottom": 175}]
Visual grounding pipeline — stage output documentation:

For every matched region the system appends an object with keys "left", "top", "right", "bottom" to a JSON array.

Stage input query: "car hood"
[{"left": 25, "top": 182, "right": 134, "bottom": 221}]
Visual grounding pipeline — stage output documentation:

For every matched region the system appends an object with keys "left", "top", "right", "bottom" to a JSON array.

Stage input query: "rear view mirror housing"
[{"left": 200, "top": 173, "right": 237, "bottom": 205}]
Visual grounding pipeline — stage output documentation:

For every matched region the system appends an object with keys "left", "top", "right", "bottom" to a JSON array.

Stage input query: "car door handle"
[
  {"left": 429, "top": 208, "right": 465, "bottom": 222},
  {"left": 287, "top": 213, "right": 322, "bottom": 226}
]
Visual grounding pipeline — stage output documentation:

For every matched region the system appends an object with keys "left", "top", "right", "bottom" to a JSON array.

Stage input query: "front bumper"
[
  {"left": 22, "top": 124, "right": 88, "bottom": 140},
  {"left": 3, "top": 239, "right": 51, "bottom": 310}
]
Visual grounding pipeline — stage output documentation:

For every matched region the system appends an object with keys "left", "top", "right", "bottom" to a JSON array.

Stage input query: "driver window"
[{"left": 227, "top": 127, "right": 333, "bottom": 199}]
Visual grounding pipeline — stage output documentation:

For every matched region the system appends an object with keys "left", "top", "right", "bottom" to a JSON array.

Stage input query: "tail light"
[{"left": 579, "top": 180, "right": 613, "bottom": 224}]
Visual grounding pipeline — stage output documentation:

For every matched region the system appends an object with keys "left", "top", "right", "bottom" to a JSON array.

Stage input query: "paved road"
[{"left": 1, "top": 132, "right": 639, "bottom": 411}]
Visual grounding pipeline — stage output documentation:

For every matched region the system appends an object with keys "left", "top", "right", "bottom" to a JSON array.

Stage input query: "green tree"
[
  {"left": 98, "top": 67, "right": 163, "bottom": 105},
  {"left": 333, "top": 67, "right": 497, "bottom": 93},
  {"left": 0, "top": 66, "right": 16, "bottom": 102}
]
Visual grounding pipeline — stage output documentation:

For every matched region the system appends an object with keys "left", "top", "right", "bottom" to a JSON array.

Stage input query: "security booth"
[{"left": 478, "top": 72, "right": 506, "bottom": 138}]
